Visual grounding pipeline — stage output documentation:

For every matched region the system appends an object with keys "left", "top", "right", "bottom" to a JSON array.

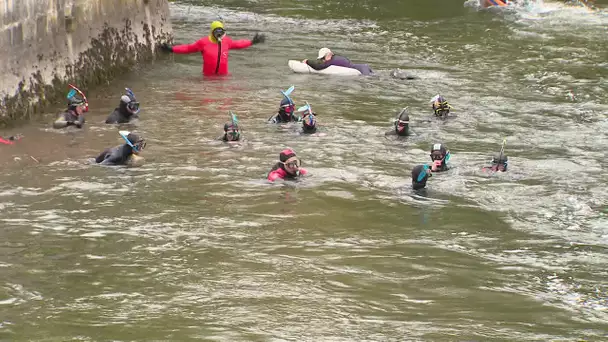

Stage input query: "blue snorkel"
[
  {"left": 67, "top": 89, "right": 77, "bottom": 100},
  {"left": 280, "top": 85, "right": 295, "bottom": 106},
  {"left": 417, "top": 164, "right": 430, "bottom": 182},
  {"left": 230, "top": 111, "right": 238, "bottom": 127},
  {"left": 228, "top": 111, "right": 241, "bottom": 140},
  {"left": 119, "top": 130, "right": 140, "bottom": 152},
  {"left": 297, "top": 102, "right": 315, "bottom": 125}
]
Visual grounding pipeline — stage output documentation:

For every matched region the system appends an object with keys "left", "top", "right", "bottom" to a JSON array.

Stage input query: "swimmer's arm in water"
[
  {"left": 95, "top": 149, "right": 111, "bottom": 164},
  {"left": 74, "top": 114, "right": 85, "bottom": 128},
  {"left": 171, "top": 39, "right": 205, "bottom": 54},
  {"left": 305, "top": 59, "right": 330, "bottom": 71},
  {"left": 105, "top": 109, "right": 120, "bottom": 124},
  {"left": 53, "top": 114, "right": 72, "bottom": 129},
  {"left": 97, "top": 146, "right": 129, "bottom": 165}
]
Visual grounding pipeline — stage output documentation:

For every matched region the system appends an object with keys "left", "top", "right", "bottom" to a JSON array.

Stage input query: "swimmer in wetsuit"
[
  {"left": 53, "top": 93, "right": 87, "bottom": 129},
  {"left": 385, "top": 107, "right": 411, "bottom": 137},
  {"left": 430, "top": 95, "right": 453, "bottom": 119},
  {"left": 270, "top": 97, "right": 301, "bottom": 124},
  {"left": 106, "top": 88, "right": 140, "bottom": 124},
  {"left": 267, "top": 149, "right": 308, "bottom": 182},
  {"left": 219, "top": 112, "right": 241, "bottom": 142},
  {"left": 0, "top": 134, "right": 22, "bottom": 145},
  {"left": 485, "top": 153, "right": 508, "bottom": 172},
  {"left": 430, "top": 143, "right": 451, "bottom": 172},
  {"left": 412, "top": 164, "right": 432, "bottom": 190},
  {"left": 95, "top": 131, "right": 147, "bottom": 166},
  {"left": 297, "top": 102, "right": 317, "bottom": 134},
  {"left": 303, "top": 48, "right": 374, "bottom": 75}
]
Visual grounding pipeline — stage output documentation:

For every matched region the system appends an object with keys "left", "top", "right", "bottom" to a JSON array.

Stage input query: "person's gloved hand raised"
[
  {"left": 251, "top": 33, "right": 266, "bottom": 45},
  {"left": 159, "top": 42, "right": 173, "bottom": 52}
]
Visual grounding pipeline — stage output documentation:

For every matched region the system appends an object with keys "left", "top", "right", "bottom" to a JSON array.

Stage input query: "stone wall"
[{"left": 0, "top": 0, "right": 172, "bottom": 126}]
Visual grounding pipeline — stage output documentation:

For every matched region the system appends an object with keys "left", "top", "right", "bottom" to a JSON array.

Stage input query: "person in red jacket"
[
  {"left": 160, "top": 21, "right": 265, "bottom": 76},
  {"left": 267, "top": 149, "right": 308, "bottom": 182},
  {"left": 0, "top": 134, "right": 22, "bottom": 145}
]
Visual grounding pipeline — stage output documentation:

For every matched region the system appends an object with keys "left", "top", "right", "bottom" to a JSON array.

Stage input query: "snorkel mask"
[
  {"left": 491, "top": 153, "right": 508, "bottom": 172},
  {"left": 212, "top": 27, "right": 226, "bottom": 42},
  {"left": 394, "top": 107, "right": 410, "bottom": 134},
  {"left": 430, "top": 143, "right": 450, "bottom": 171},
  {"left": 119, "top": 130, "right": 147, "bottom": 153},
  {"left": 279, "top": 148, "right": 302, "bottom": 176},
  {"left": 283, "top": 157, "right": 301, "bottom": 176},
  {"left": 298, "top": 102, "right": 317, "bottom": 132},
  {"left": 224, "top": 111, "right": 241, "bottom": 141},
  {"left": 279, "top": 85, "right": 295, "bottom": 117},
  {"left": 67, "top": 84, "right": 89, "bottom": 113},
  {"left": 123, "top": 88, "right": 140, "bottom": 115}
]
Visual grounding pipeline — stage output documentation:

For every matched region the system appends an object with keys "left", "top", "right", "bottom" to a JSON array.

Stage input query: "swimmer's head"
[
  {"left": 120, "top": 89, "right": 140, "bottom": 115},
  {"left": 430, "top": 143, "right": 450, "bottom": 171},
  {"left": 279, "top": 149, "right": 301, "bottom": 176},
  {"left": 223, "top": 122, "right": 241, "bottom": 141},
  {"left": 126, "top": 132, "right": 146, "bottom": 154},
  {"left": 431, "top": 95, "right": 451, "bottom": 117},
  {"left": 67, "top": 93, "right": 86, "bottom": 115},
  {"left": 317, "top": 47, "right": 333, "bottom": 61},
  {"left": 491, "top": 153, "right": 508, "bottom": 172},
  {"left": 394, "top": 107, "right": 410, "bottom": 136},
  {"left": 210, "top": 21, "right": 226, "bottom": 42},
  {"left": 279, "top": 97, "right": 295, "bottom": 120},
  {"left": 302, "top": 112, "right": 317, "bottom": 133}
]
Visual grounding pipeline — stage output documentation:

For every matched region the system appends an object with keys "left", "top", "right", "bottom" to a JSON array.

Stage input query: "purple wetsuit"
[{"left": 306, "top": 55, "right": 373, "bottom": 75}]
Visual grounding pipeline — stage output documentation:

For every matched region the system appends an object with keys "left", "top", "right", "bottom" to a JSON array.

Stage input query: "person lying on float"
[{"left": 302, "top": 48, "right": 374, "bottom": 76}]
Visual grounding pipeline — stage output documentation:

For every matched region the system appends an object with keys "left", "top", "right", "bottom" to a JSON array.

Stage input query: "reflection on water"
[{"left": 1, "top": 0, "right": 607, "bottom": 340}]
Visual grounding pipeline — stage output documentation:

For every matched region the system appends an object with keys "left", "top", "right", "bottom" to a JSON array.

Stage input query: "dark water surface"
[{"left": 1, "top": 0, "right": 607, "bottom": 341}]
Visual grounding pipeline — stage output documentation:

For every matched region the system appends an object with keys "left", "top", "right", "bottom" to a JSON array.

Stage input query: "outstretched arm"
[
  {"left": 172, "top": 39, "right": 204, "bottom": 54},
  {"left": 53, "top": 114, "right": 72, "bottom": 129},
  {"left": 229, "top": 39, "right": 253, "bottom": 50},
  {"left": 305, "top": 60, "right": 329, "bottom": 71}
]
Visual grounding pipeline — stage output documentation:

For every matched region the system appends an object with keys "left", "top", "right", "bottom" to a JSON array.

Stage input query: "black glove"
[
  {"left": 251, "top": 33, "right": 266, "bottom": 45},
  {"left": 160, "top": 43, "right": 173, "bottom": 52}
]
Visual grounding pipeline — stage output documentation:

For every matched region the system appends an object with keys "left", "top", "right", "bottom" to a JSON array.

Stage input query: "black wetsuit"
[
  {"left": 270, "top": 110, "right": 300, "bottom": 124},
  {"left": 386, "top": 109, "right": 410, "bottom": 137},
  {"left": 53, "top": 109, "right": 85, "bottom": 129},
  {"left": 412, "top": 165, "right": 430, "bottom": 190},
  {"left": 385, "top": 125, "right": 410, "bottom": 137},
  {"left": 95, "top": 144, "right": 134, "bottom": 165},
  {"left": 106, "top": 103, "right": 138, "bottom": 124},
  {"left": 306, "top": 55, "right": 373, "bottom": 75},
  {"left": 302, "top": 125, "right": 317, "bottom": 134}
]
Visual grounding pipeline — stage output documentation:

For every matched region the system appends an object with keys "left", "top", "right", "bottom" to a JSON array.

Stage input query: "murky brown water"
[{"left": 1, "top": 0, "right": 607, "bottom": 340}]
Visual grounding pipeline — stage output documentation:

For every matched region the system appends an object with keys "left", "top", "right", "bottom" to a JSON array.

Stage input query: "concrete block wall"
[{"left": 0, "top": 0, "right": 172, "bottom": 126}]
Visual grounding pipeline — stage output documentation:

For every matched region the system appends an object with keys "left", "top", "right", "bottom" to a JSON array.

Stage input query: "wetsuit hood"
[{"left": 209, "top": 21, "right": 225, "bottom": 43}]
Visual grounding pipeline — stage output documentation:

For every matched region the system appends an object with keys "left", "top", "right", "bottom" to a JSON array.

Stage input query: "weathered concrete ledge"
[{"left": 0, "top": 0, "right": 172, "bottom": 127}]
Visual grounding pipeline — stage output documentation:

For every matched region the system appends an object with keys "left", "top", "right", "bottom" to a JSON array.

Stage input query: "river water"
[{"left": 1, "top": 0, "right": 607, "bottom": 341}]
